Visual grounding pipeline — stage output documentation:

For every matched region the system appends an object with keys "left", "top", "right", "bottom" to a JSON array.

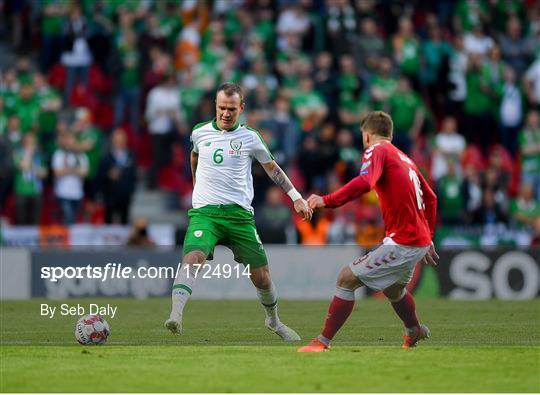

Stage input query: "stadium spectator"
[
  {"left": 499, "top": 16, "right": 535, "bottom": 77},
  {"left": 437, "top": 161, "right": 464, "bottom": 225},
  {"left": 15, "top": 83, "right": 39, "bottom": 134},
  {"left": 0, "top": 67, "right": 19, "bottom": 115},
  {"left": 324, "top": 0, "right": 357, "bottom": 56},
  {"left": 255, "top": 186, "right": 292, "bottom": 244},
  {"left": 421, "top": 23, "right": 452, "bottom": 118},
  {"left": 126, "top": 217, "right": 155, "bottom": 247},
  {"left": 4, "top": 116, "right": 23, "bottom": 149},
  {"left": 111, "top": 28, "right": 141, "bottom": 134},
  {"left": 291, "top": 77, "right": 328, "bottom": 132},
  {"left": 33, "top": 72, "right": 61, "bottom": 163},
  {"left": 531, "top": 217, "right": 540, "bottom": 247},
  {"left": 313, "top": 51, "right": 337, "bottom": 109},
  {"left": 510, "top": 183, "right": 540, "bottom": 229},
  {"left": 13, "top": 133, "right": 47, "bottom": 225},
  {"left": 472, "top": 189, "right": 509, "bottom": 226},
  {"left": 524, "top": 54, "right": 540, "bottom": 109},
  {"left": 336, "top": 128, "right": 361, "bottom": 181},
  {"left": 39, "top": 0, "right": 68, "bottom": 72},
  {"left": 462, "top": 165, "right": 483, "bottom": 222},
  {"left": 71, "top": 108, "right": 103, "bottom": 205},
  {"left": 519, "top": 110, "right": 540, "bottom": 200},
  {"left": 145, "top": 73, "right": 184, "bottom": 189},
  {"left": 296, "top": 210, "right": 330, "bottom": 245},
  {"left": 259, "top": 96, "right": 300, "bottom": 167},
  {"left": 61, "top": 2, "right": 92, "bottom": 102},
  {"left": 98, "top": 128, "right": 136, "bottom": 225},
  {"left": 52, "top": 128, "right": 89, "bottom": 225},
  {"left": 326, "top": 206, "right": 357, "bottom": 245},
  {"left": 463, "top": 23, "right": 493, "bottom": 56},
  {"left": 385, "top": 76, "right": 426, "bottom": 154},
  {"left": 431, "top": 116, "right": 466, "bottom": 182},
  {"left": 351, "top": 17, "right": 385, "bottom": 83},
  {"left": 463, "top": 53, "right": 497, "bottom": 149},
  {"left": 369, "top": 57, "right": 397, "bottom": 110},
  {"left": 392, "top": 17, "right": 421, "bottom": 90},
  {"left": 447, "top": 34, "right": 468, "bottom": 118},
  {"left": 499, "top": 67, "right": 523, "bottom": 156}
]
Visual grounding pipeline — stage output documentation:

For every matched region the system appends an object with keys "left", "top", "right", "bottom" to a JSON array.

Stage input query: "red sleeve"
[
  {"left": 323, "top": 144, "right": 385, "bottom": 208},
  {"left": 418, "top": 171, "right": 437, "bottom": 238}
]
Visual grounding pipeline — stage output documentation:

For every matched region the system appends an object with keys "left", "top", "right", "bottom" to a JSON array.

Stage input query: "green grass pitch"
[{"left": 1, "top": 298, "right": 539, "bottom": 392}]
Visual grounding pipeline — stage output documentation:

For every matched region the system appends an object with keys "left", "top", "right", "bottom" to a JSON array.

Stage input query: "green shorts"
[{"left": 183, "top": 204, "right": 268, "bottom": 268}]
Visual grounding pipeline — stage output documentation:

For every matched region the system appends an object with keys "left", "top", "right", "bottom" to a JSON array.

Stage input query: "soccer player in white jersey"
[{"left": 165, "top": 83, "right": 312, "bottom": 341}]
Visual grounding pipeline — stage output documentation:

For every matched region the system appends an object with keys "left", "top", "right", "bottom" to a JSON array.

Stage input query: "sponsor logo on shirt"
[
  {"left": 229, "top": 139, "right": 243, "bottom": 157},
  {"left": 360, "top": 160, "right": 371, "bottom": 175}
]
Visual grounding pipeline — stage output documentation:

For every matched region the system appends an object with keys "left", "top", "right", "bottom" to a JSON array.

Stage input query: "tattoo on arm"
[
  {"left": 270, "top": 165, "right": 294, "bottom": 193},
  {"left": 191, "top": 151, "right": 198, "bottom": 186}
]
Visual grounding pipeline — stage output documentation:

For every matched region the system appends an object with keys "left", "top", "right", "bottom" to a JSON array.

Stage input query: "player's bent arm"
[
  {"left": 190, "top": 150, "right": 198, "bottom": 186},
  {"left": 323, "top": 175, "right": 371, "bottom": 208},
  {"left": 261, "top": 160, "right": 300, "bottom": 199}
]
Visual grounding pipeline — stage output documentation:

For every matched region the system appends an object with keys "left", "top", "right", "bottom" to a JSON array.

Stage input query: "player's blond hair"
[{"left": 361, "top": 111, "right": 393, "bottom": 138}]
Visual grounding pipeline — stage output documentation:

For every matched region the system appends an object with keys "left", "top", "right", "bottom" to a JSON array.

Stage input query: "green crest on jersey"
[{"left": 230, "top": 140, "right": 243, "bottom": 151}]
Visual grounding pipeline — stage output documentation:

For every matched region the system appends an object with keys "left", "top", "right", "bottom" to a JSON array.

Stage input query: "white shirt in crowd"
[
  {"left": 463, "top": 33, "right": 494, "bottom": 56},
  {"left": 145, "top": 85, "right": 182, "bottom": 135},
  {"left": 52, "top": 149, "right": 88, "bottom": 200},
  {"left": 525, "top": 58, "right": 540, "bottom": 104},
  {"left": 431, "top": 132, "right": 466, "bottom": 181},
  {"left": 500, "top": 83, "right": 523, "bottom": 127},
  {"left": 61, "top": 38, "right": 93, "bottom": 67},
  {"left": 449, "top": 50, "right": 468, "bottom": 101}
]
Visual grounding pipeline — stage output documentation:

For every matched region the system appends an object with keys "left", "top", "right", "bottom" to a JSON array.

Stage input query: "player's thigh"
[
  {"left": 183, "top": 212, "right": 223, "bottom": 260},
  {"left": 349, "top": 244, "right": 429, "bottom": 291},
  {"left": 224, "top": 221, "right": 268, "bottom": 269}
]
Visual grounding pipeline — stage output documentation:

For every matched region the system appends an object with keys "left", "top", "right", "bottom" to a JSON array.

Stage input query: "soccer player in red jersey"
[{"left": 298, "top": 111, "right": 439, "bottom": 352}]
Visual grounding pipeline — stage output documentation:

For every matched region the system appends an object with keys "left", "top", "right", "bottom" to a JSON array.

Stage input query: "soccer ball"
[{"left": 75, "top": 314, "right": 110, "bottom": 345}]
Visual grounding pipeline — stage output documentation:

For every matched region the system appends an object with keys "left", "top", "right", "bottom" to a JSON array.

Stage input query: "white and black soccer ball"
[{"left": 75, "top": 314, "right": 110, "bottom": 345}]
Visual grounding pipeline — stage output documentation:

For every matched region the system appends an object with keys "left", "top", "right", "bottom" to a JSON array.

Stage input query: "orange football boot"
[
  {"left": 402, "top": 324, "right": 430, "bottom": 349},
  {"left": 297, "top": 338, "right": 330, "bottom": 352}
]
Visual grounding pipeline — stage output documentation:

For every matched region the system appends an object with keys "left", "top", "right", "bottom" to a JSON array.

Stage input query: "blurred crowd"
[{"left": 0, "top": 0, "right": 539, "bottom": 246}]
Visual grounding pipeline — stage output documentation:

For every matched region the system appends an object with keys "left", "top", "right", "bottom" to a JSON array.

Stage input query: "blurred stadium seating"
[{"left": 0, "top": 0, "right": 539, "bottom": 247}]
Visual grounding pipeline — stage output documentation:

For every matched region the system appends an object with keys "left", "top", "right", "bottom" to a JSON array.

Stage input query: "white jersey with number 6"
[{"left": 190, "top": 120, "right": 274, "bottom": 213}]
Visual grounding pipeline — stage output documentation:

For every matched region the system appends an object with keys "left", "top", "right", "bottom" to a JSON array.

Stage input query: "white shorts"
[{"left": 349, "top": 238, "right": 430, "bottom": 291}]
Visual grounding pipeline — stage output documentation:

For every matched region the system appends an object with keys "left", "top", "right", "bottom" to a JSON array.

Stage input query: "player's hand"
[
  {"left": 307, "top": 194, "right": 325, "bottom": 210},
  {"left": 294, "top": 198, "right": 313, "bottom": 221},
  {"left": 421, "top": 242, "right": 439, "bottom": 266}
]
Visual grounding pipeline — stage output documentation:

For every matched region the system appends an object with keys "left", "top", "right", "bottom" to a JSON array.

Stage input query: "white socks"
[
  {"left": 256, "top": 282, "right": 280, "bottom": 328},
  {"left": 170, "top": 263, "right": 199, "bottom": 321},
  {"left": 335, "top": 286, "right": 355, "bottom": 301}
]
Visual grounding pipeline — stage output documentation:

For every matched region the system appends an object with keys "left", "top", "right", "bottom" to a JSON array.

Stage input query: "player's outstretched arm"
[
  {"left": 261, "top": 160, "right": 312, "bottom": 220},
  {"left": 319, "top": 175, "right": 371, "bottom": 209},
  {"left": 190, "top": 150, "right": 198, "bottom": 186}
]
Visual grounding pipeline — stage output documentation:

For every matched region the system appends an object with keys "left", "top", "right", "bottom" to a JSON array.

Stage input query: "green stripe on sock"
[
  {"left": 172, "top": 284, "right": 192, "bottom": 295},
  {"left": 262, "top": 301, "right": 277, "bottom": 308}
]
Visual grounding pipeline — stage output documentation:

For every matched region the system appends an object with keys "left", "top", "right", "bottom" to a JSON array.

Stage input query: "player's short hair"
[
  {"left": 361, "top": 111, "right": 393, "bottom": 138},
  {"left": 216, "top": 82, "right": 244, "bottom": 104}
]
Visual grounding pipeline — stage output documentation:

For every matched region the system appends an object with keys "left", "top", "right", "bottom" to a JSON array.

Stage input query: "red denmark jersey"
[{"left": 323, "top": 140, "right": 437, "bottom": 246}]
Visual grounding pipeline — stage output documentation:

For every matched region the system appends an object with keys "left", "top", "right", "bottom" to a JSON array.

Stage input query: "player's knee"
[
  {"left": 383, "top": 283, "right": 406, "bottom": 300},
  {"left": 337, "top": 266, "right": 361, "bottom": 289},
  {"left": 250, "top": 266, "right": 271, "bottom": 289},
  {"left": 183, "top": 251, "right": 206, "bottom": 266}
]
